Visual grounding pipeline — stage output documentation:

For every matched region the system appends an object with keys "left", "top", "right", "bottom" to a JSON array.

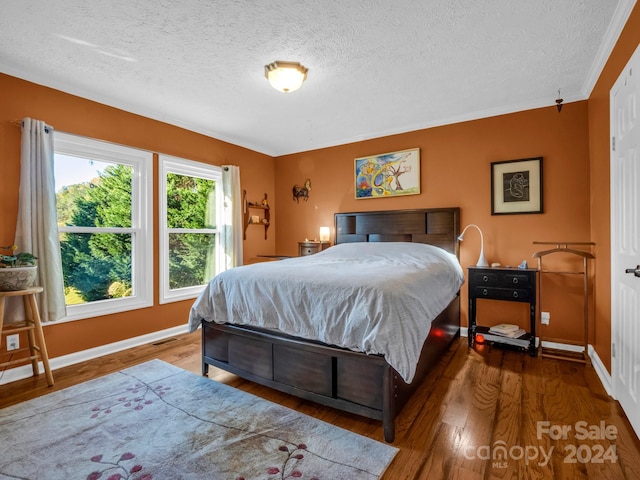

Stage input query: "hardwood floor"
[{"left": 1, "top": 332, "right": 639, "bottom": 479}]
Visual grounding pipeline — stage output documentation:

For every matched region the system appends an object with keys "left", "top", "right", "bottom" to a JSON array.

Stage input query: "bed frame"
[{"left": 201, "top": 208, "right": 461, "bottom": 442}]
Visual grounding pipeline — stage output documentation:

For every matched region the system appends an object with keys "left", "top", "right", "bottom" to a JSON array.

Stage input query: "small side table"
[
  {"left": 298, "top": 241, "right": 331, "bottom": 256},
  {"left": 467, "top": 266, "right": 538, "bottom": 356},
  {"left": 0, "top": 287, "right": 54, "bottom": 386}
]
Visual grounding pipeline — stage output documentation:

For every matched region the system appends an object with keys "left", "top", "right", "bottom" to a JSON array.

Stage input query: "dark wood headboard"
[{"left": 334, "top": 208, "right": 460, "bottom": 256}]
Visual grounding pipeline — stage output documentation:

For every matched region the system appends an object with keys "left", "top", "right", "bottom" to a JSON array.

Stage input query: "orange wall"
[
  {"left": 0, "top": 73, "right": 275, "bottom": 360},
  {"left": 588, "top": 4, "right": 640, "bottom": 372},
  {"left": 274, "top": 103, "right": 593, "bottom": 343}
]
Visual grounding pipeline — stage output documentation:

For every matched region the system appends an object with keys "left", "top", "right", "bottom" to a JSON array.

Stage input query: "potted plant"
[{"left": 0, "top": 245, "right": 38, "bottom": 291}]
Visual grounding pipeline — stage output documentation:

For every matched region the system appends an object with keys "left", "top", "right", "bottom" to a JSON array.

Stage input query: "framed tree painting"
[
  {"left": 355, "top": 148, "right": 420, "bottom": 199},
  {"left": 491, "top": 157, "right": 543, "bottom": 215}
]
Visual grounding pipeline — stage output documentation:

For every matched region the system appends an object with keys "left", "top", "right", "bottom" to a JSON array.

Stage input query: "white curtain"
[
  {"left": 221, "top": 165, "right": 243, "bottom": 269},
  {"left": 9, "top": 118, "right": 66, "bottom": 322}
]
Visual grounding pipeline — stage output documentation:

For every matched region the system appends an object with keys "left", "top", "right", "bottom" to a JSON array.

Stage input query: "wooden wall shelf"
[{"left": 243, "top": 190, "right": 270, "bottom": 240}]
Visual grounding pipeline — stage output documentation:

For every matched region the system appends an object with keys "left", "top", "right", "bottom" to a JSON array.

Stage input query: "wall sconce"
[
  {"left": 319, "top": 226, "right": 330, "bottom": 243},
  {"left": 265, "top": 61, "right": 308, "bottom": 93},
  {"left": 458, "top": 224, "right": 489, "bottom": 267}
]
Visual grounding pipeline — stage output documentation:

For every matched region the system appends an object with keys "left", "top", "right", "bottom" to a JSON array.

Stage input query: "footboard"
[
  {"left": 203, "top": 322, "right": 391, "bottom": 418},
  {"left": 201, "top": 295, "right": 459, "bottom": 443}
]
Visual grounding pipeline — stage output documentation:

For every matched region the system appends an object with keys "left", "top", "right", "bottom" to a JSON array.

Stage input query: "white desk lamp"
[{"left": 458, "top": 224, "right": 489, "bottom": 267}]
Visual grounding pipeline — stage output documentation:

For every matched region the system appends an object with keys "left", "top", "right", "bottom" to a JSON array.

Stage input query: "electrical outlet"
[
  {"left": 6, "top": 334, "right": 19, "bottom": 351},
  {"left": 541, "top": 312, "right": 550, "bottom": 325}
]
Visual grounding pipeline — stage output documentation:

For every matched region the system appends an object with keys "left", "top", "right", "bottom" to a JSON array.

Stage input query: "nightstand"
[
  {"left": 467, "top": 266, "right": 538, "bottom": 356},
  {"left": 298, "top": 241, "right": 331, "bottom": 256}
]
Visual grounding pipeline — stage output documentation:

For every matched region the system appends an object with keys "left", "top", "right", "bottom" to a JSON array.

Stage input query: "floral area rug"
[{"left": 0, "top": 359, "right": 397, "bottom": 479}]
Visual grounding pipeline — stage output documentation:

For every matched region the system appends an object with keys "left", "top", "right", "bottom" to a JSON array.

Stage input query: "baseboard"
[
  {"left": 4, "top": 324, "right": 614, "bottom": 400},
  {"left": 588, "top": 344, "right": 613, "bottom": 397},
  {"left": 0, "top": 324, "right": 190, "bottom": 386},
  {"left": 540, "top": 339, "right": 584, "bottom": 352}
]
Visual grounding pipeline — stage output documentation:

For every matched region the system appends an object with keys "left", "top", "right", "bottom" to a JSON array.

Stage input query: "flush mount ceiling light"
[{"left": 264, "top": 61, "right": 308, "bottom": 93}]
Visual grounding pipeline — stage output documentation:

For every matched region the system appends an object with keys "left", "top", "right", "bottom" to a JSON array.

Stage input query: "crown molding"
[{"left": 581, "top": 0, "right": 638, "bottom": 97}]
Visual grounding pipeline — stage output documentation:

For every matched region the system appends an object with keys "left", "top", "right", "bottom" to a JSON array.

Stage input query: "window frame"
[
  {"left": 158, "top": 154, "right": 222, "bottom": 304},
  {"left": 54, "top": 132, "right": 154, "bottom": 321}
]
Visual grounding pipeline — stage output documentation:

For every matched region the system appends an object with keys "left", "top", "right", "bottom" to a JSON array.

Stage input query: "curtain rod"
[
  {"left": 11, "top": 121, "right": 233, "bottom": 170},
  {"left": 10, "top": 119, "right": 53, "bottom": 133}
]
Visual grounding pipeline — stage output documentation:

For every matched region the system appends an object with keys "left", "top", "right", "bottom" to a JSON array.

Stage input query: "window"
[
  {"left": 159, "top": 155, "right": 222, "bottom": 303},
  {"left": 54, "top": 132, "right": 153, "bottom": 320}
]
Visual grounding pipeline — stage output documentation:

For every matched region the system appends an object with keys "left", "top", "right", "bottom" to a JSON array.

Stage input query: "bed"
[{"left": 188, "top": 208, "right": 462, "bottom": 442}]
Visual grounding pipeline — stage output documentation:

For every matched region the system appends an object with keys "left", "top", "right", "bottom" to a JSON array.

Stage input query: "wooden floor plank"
[
  {"left": 416, "top": 423, "right": 462, "bottom": 479},
  {"left": 488, "top": 351, "right": 523, "bottom": 480},
  {"left": 450, "top": 345, "right": 504, "bottom": 477},
  {"left": 1, "top": 333, "right": 639, "bottom": 479},
  {"left": 521, "top": 389, "right": 554, "bottom": 480}
]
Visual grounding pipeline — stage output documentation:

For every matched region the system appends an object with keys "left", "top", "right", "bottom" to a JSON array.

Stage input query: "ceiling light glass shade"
[{"left": 265, "top": 61, "right": 308, "bottom": 93}]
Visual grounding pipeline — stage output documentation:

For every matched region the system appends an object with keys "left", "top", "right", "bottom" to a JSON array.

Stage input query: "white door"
[{"left": 611, "top": 43, "right": 640, "bottom": 441}]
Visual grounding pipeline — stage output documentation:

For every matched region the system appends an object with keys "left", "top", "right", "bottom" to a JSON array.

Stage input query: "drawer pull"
[
  {"left": 482, "top": 289, "right": 488, "bottom": 296},
  {"left": 513, "top": 277, "right": 519, "bottom": 284},
  {"left": 482, "top": 275, "right": 489, "bottom": 282},
  {"left": 512, "top": 291, "right": 519, "bottom": 298}
]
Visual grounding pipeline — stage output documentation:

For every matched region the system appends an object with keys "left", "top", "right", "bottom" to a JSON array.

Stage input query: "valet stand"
[
  {"left": 532, "top": 241, "right": 595, "bottom": 366},
  {"left": 0, "top": 287, "right": 54, "bottom": 386}
]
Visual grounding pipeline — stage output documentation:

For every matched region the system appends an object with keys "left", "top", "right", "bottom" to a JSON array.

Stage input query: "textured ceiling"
[{"left": 0, "top": 1, "right": 635, "bottom": 156}]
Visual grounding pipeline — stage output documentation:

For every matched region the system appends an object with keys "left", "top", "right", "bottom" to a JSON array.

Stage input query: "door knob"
[{"left": 625, "top": 265, "right": 640, "bottom": 277}]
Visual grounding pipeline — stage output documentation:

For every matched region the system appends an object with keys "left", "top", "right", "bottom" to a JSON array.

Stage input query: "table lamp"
[
  {"left": 319, "top": 226, "right": 330, "bottom": 243},
  {"left": 458, "top": 224, "right": 488, "bottom": 267}
]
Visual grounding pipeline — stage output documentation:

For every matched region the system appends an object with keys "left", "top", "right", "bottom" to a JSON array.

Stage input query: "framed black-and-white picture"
[{"left": 491, "top": 157, "right": 543, "bottom": 215}]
